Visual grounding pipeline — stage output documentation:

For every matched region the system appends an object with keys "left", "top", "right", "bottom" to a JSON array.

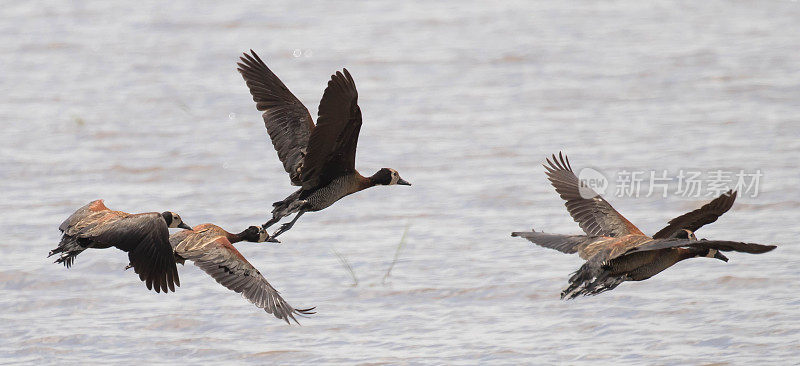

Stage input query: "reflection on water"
[{"left": 1, "top": 0, "right": 799, "bottom": 364}]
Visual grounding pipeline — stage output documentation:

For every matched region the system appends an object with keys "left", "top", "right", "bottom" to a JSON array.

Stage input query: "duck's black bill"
[
  {"left": 397, "top": 178, "right": 411, "bottom": 186},
  {"left": 178, "top": 222, "right": 192, "bottom": 230},
  {"left": 715, "top": 252, "right": 729, "bottom": 262}
]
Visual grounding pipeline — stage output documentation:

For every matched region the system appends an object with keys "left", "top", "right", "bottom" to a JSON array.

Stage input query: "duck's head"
[
  {"left": 703, "top": 248, "right": 729, "bottom": 262},
  {"left": 370, "top": 168, "right": 411, "bottom": 186},
  {"left": 161, "top": 211, "right": 192, "bottom": 230},
  {"left": 676, "top": 229, "right": 698, "bottom": 241},
  {"left": 239, "top": 226, "right": 270, "bottom": 243}
]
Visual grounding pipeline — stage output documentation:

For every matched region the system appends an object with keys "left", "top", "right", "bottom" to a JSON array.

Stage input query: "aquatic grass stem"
[{"left": 382, "top": 221, "right": 411, "bottom": 285}]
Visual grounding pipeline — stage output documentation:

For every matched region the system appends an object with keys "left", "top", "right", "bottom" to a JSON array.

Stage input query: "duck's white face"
[
  {"left": 162, "top": 211, "right": 191, "bottom": 229},
  {"left": 256, "top": 227, "right": 270, "bottom": 242},
  {"left": 706, "top": 249, "right": 719, "bottom": 258},
  {"left": 387, "top": 169, "right": 411, "bottom": 186},
  {"left": 169, "top": 213, "right": 192, "bottom": 229},
  {"left": 168, "top": 213, "right": 182, "bottom": 228},
  {"left": 389, "top": 169, "right": 400, "bottom": 185}
]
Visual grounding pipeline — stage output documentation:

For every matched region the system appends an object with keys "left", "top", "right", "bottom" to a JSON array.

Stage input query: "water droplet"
[
  {"left": 292, "top": 49, "right": 302, "bottom": 58},
  {"left": 228, "top": 112, "right": 236, "bottom": 119}
]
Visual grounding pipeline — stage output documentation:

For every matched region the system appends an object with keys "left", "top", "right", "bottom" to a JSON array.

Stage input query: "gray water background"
[{"left": 1, "top": 1, "right": 799, "bottom": 364}]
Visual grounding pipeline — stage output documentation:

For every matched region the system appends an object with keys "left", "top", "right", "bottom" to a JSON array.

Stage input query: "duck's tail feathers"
[
  {"left": 561, "top": 261, "right": 627, "bottom": 299},
  {"left": 49, "top": 235, "right": 88, "bottom": 268}
]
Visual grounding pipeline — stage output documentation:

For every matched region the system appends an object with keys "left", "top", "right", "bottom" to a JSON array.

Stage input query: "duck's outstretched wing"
[
  {"left": 652, "top": 190, "right": 737, "bottom": 239},
  {"left": 511, "top": 230, "right": 601, "bottom": 255},
  {"left": 172, "top": 232, "right": 314, "bottom": 324},
  {"left": 58, "top": 199, "right": 109, "bottom": 233},
  {"left": 544, "top": 152, "right": 644, "bottom": 237},
  {"left": 623, "top": 238, "right": 776, "bottom": 255},
  {"left": 99, "top": 213, "right": 180, "bottom": 293},
  {"left": 301, "top": 69, "right": 361, "bottom": 191},
  {"left": 238, "top": 50, "right": 315, "bottom": 186}
]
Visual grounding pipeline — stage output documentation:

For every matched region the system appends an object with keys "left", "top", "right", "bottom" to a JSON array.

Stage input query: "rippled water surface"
[{"left": 1, "top": 1, "right": 799, "bottom": 364}]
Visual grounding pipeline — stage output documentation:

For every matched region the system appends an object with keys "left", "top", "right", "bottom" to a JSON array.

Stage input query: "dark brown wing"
[
  {"left": 652, "top": 190, "right": 737, "bottom": 239},
  {"left": 511, "top": 230, "right": 602, "bottom": 254},
  {"left": 624, "top": 238, "right": 777, "bottom": 255},
  {"left": 301, "top": 69, "right": 361, "bottom": 190},
  {"left": 238, "top": 50, "right": 315, "bottom": 186},
  {"left": 58, "top": 200, "right": 109, "bottom": 232},
  {"left": 53, "top": 200, "right": 118, "bottom": 268},
  {"left": 90, "top": 213, "right": 180, "bottom": 293},
  {"left": 544, "top": 152, "right": 644, "bottom": 237},
  {"left": 171, "top": 231, "right": 314, "bottom": 324}
]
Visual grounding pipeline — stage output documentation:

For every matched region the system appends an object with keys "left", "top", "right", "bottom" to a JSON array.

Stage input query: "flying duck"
[
  {"left": 49, "top": 199, "right": 190, "bottom": 293},
  {"left": 170, "top": 224, "right": 315, "bottom": 324},
  {"left": 237, "top": 50, "right": 410, "bottom": 242},
  {"left": 512, "top": 153, "right": 777, "bottom": 299}
]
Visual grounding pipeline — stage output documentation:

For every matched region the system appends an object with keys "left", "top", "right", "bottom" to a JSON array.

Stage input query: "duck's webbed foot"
[
  {"left": 268, "top": 223, "right": 293, "bottom": 242},
  {"left": 268, "top": 211, "right": 305, "bottom": 242},
  {"left": 262, "top": 216, "right": 281, "bottom": 229}
]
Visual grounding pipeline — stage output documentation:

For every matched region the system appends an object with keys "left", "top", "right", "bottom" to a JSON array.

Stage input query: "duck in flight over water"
[
  {"left": 170, "top": 224, "right": 315, "bottom": 324},
  {"left": 512, "top": 153, "right": 777, "bottom": 299},
  {"left": 237, "top": 50, "right": 410, "bottom": 242},
  {"left": 49, "top": 199, "right": 190, "bottom": 293}
]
